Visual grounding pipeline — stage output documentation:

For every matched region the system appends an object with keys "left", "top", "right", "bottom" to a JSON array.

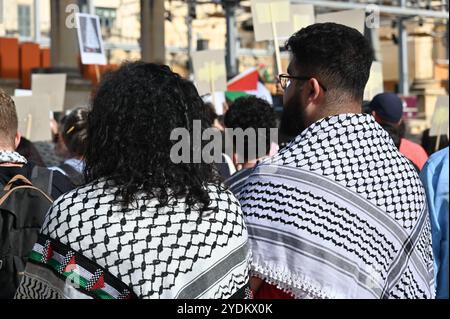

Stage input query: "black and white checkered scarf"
[
  {"left": 234, "top": 113, "right": 435, "bottom": 299},
  {"left": 0, "top": 150, "right": 27, "bottom": 165}
]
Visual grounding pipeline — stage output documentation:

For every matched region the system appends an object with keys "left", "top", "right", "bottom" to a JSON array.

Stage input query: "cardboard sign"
[
  {"left": 14, "top": 89, "right": 32, "bottom": 97},
  {"left": 192, "top": 50, "right": 227, "bottom": 97},
  {"left": 364, "top": 61, "right": 384, "bottom": 101},
  {"left": 31, "top": 73, "right": 67, "bottom": 111},
  {"left": 13, "top": 95, "right": 52, "bottom": 142},
  {"left": 429, "top": 96, "right": 449, "bottom": 138},
  {"left": 316, "top": 9, "right": 366, "bottom": 34},
  {"left": 76, "top": 13, "right": 107, "bottom": 65},
  {"left": 291, "top": 4, "right": 315, "bottom": 33},
  {"left": 251, "top": 0, "right": 292, "bottom": 42}
]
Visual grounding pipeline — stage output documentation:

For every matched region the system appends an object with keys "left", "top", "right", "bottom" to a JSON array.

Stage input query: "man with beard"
[{"left": 236, "top": 23, "right": 435, "bottom": 299}]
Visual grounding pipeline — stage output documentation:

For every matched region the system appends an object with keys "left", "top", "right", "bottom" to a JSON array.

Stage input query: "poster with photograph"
[{"left": 76, "top": 13, "right": 107, "bottom": 65}]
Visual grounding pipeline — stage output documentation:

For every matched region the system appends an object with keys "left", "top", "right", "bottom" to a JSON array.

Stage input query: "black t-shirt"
[{"left": 0, "top": 163, "right": 74, "bottom": 200}]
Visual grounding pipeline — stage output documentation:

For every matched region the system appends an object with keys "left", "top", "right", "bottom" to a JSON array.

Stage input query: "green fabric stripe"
[
  {"left": 28, "top": 244, "right": 115, "bottom": 299},
  {"left": 29, "top": 251, "right": 43, "bottom": 262}
]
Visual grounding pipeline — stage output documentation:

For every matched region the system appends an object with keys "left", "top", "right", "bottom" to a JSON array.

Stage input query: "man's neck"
[
  {"left": 239, "top": 156, "right": 268, "bottom": 170},
  {"left": 308, "top": 104, "right": 362, "bottom": 128}
]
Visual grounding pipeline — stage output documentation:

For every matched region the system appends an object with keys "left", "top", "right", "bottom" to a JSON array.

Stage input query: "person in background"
[
  {"left": 203, "top": 102, "right": 236, "bottom": 179},
  {"left": 369, "top": 92, "right": 429, "bottom": 170},
  {"left": 421, "top": 128, "right": 449, "bottom": 156},
  {"left": 0, "top": 90, "right": 74, "bottom": 200},
  {"left": 223, "top": 96, "right": 278, "bottom": 193},
  {"left": 0, "top": 90, "right": 74, "bottom": 298},
  {"left": 15, "top": 62, "right": 251, "bottom": 299},
  {"left": 16, "top": 137, "right": 46, "bottom": 167},
  {"left": 50, "top": 107, "right": 88, "bottom": 187},
  {"left": 420, "top": 147, "right": 449, "bottom": 299},
  {"left": 237, "top": 23, "right": 435, "bottom": 299}
]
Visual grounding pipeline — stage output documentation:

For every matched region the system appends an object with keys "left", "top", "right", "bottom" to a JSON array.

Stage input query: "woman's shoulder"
[{"left": 40, "top": 180, "right": 112, "bottom": 237}]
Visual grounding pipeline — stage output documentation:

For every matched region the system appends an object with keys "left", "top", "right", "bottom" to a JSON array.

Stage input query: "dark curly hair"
[
  {"left": 286, "top": 23, "right": 374, "bottom": 101},
  {"left": 224, "top": 96, "right": 277, "bottom": 162},
  {"left": 61, "top": 107, "right": 88, "bottom": 158},
  {"left": 85, "top": 62, "right": 221, "bottom": 210}
]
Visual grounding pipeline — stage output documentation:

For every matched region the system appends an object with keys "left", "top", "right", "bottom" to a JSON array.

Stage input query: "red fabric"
[
  {"left": 399, "top": 138, "right": 429, "bottom": 170},
  {"left": 254, "top": 281, "right": 294, "bottom": 299},
  {"left": 227, "top": 69, "right": 259, "bottom": 91}
]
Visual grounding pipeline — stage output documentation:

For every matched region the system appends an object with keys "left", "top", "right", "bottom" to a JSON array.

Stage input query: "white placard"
[
  {"left": 291, "top": 4, "right": 315, "bottom": 33},
  {"left": 429, "top": 96, "right": 449, "bottom": 138},
  {"left": 32, "top": 73, "right": 67, "bottom": 111},
  {"left": 316, "top": 9, "right": 366, "bottom": 34},
  {"left": 192, "top": 50, "right": 227, "bottom": 97},
  {"left": 75, "top": 13, "right": 107, "bottom": 65},
  {"left": 251, "top": 0, "right": 292, "bottom": 42},
  {"left": 364, "top": 61, "right": 384, "bottom": 101},
  {"left": 13, "top": 95, "right": 52, "bottom": 142},
  {"left": 14, "top": 89, "right": 32, "bottom": 97}
]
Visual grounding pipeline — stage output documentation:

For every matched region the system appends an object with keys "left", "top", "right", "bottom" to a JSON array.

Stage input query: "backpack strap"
[
  {"left": 30, "top": 166, "right": 53, "bottom": 197},
  {"left": 3, "top": 175, "right": 33, "bottom": 191},
  {"left": 58, "top": 163, "right": 84, "bottom": 186},
  {"left": 0, "top": 175, "right": 53, "bottom": 205}
]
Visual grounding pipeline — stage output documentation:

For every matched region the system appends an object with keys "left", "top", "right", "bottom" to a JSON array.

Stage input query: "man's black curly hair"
[
  {"left": 224, "top": 96, "right": 277, "bottom": 161},
  {"left": 85, "top": 61, "right": 221, "bottom": 210},
  {"left": 286, "top": 23, "right": 374, "bottom": 101}
]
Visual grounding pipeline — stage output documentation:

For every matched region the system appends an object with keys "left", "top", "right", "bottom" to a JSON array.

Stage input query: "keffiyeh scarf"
[
  {"left": 0, "top": 150, "right": 27, "bottom": 165},
  {"left": 15, "top": 181, "right": 252, "bottom": 299},
  {"left": 235, "top": 113, "right": 435, "bottom": 299}
]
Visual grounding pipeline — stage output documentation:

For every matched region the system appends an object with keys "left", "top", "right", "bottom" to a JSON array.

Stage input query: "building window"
[
  {"left": 18, "top": 5, "right": 31, "bottom": 37},
  {"left": 96, "top": 7, "right": 117, "bottom": 30}
]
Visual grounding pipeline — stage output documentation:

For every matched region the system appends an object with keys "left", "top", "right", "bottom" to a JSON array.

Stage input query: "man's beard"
[{"left": 279, "top": 99, "right": 306, "bottom": 139}]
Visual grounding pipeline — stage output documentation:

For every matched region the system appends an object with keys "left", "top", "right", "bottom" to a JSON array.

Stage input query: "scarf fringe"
[{"left": 251, "top": 259, "right": 333, "bottom": 299}]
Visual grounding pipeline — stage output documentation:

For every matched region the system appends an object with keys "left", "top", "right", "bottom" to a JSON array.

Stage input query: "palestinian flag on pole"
[{"left": 225, "top": 68, "right": 273, "bottom": 104}]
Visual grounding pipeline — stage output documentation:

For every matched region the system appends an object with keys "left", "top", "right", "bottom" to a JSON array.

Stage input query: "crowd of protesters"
[{"left": 0, "top": 23, "right": 448, "bottom": 299}]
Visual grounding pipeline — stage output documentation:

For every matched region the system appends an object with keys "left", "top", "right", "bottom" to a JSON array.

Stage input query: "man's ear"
[
  {"left": 14, "top": 132, "right": 21, "bottom": 150},
  {"left": 303, "top": 78, "right": 322, "bottom": 109}
]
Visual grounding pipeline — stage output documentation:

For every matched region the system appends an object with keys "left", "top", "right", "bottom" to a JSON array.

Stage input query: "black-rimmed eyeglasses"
[{"left": 277, "top": 74, "right": 327, "bottom": 92}]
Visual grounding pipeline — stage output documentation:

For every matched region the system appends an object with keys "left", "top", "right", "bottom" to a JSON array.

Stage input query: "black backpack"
[
  {"left": 57, "top": 163, "right": 85, "bottom": 187},
  {"left": 0, "top": 168, "right": 53, "bottom": 299}
]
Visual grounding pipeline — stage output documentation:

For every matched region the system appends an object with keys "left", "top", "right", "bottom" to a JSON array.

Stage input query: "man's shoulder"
[
  {"left": 224, "top": 168, "right": 254, "bottom": 193},
  {"left": 422, "top": 147, "right": 449, "bottom": 176},
  {"left": 428, "top": 147, "right": 449, "bottom": 165}
]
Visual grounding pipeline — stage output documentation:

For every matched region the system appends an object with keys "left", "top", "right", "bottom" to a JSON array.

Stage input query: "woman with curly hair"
[{"left": 15, "top": 62, "right": 251, "bottom": 299}]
